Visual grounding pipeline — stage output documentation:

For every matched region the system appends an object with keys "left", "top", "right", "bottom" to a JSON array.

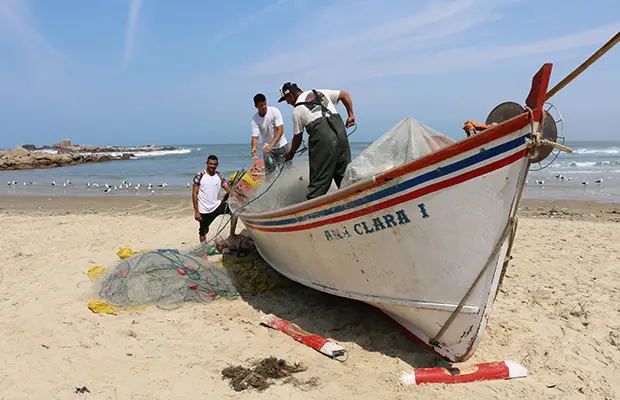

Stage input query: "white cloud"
[
  {"left": 123, "top": 0, "right": 143, "bottom": 66},
  {"left": 0, "top": 0, "right": 69, "bottom": 105},
  {"left": 235, "top": 0, "right": 619, "bottom": 84},
  {"left": 0, "top": 0, "right": 64, "bottom": 63},
  {"left": 213, "top": 0, "right": 289, "bottom": 43}
]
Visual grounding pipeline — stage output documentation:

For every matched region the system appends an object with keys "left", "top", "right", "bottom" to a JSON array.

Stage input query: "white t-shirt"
[
  {"left": 192, "top": 169, "right": 226, "bottom": 214},
  {"left": 251, "top": 106, "right": 288, "bottom": 149},
  {"left": 292, "top": 89, "right": 341, "bottom": 136}
]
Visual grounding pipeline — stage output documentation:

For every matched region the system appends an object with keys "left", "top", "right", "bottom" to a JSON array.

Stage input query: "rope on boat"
[
  {"left": 202, "top": 123, "right": 358, "bottom": 247},
  {"left": 429, "top": 217, "right": 516, "bottom": 345}
]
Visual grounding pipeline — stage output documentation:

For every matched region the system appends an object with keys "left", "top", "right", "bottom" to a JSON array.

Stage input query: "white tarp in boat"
[{"left": 341, "top": 117, "right": 456, "bottom": 187}]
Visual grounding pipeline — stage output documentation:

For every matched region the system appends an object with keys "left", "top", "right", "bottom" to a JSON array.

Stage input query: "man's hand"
[
  {"left": 345, "top": 114, "right": 356, "bottom": 128},
  {"left": 283, "top": 152, "right": 294, "bottom": 162},
  {"left": 252, "top": 152, "right": 259, "bottom": 159},
  {"left": 195, "top": 212, "right": 202, "bottom": 221},
  {"left": 262, "top": 144, "right": 273, "bottom": 153}
]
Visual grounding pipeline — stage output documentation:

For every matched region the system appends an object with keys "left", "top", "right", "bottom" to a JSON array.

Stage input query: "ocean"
[{"left": 1, "top": 140, "right": 619, "bottom": 203}]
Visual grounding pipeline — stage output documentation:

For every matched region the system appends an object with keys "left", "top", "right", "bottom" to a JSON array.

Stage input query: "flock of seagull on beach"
[
  {"left": 6, "top": 180, "right": 192, "bottom": 194},
  {"left": 5, "top": 174, "right": 608, "bottom": 193},
  {"left": 527, "top": 174, "right": 604, "bottom": 187}
]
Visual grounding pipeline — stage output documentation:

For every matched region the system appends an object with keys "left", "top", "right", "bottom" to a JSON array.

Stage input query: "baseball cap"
[{"left": 278, "top": 82, "right": 300, "bottom": 102}]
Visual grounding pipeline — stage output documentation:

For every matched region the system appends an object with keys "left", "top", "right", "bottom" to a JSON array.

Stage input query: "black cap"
[{"left": 278, "top": 82, "right": 300, "bottom": 102}]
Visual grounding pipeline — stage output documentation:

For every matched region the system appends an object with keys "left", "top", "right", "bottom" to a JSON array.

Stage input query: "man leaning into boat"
[
  {"left": 250, "top": 93, "right": 291, "bottom": 177},
  {"left": 279, "top": 82, "right": 355, "bottom": 200}
]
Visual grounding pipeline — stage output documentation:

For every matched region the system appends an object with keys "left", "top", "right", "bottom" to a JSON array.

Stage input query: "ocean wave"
[
  {"left": 31, "top": 148, "right": 193, "bottom": 158},
  {"left": 557, "top": 160, "right": 620, "bottom": 168},
  {"left": 130, "top": 149, "right": 192, "bottom": 158},
  {"left": 573, "top": 147, "right": 620, "bottom": 155}
]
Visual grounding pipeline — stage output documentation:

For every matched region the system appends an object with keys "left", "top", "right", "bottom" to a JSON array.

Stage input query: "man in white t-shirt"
[
  {"left": 192, "top": 154, "right": 233, "bottom": 243},
  {"left": 278, "top": 82, "right": 356, "bottom": 200},
  {"left": 251, "top": 93, "right": 291, "bottom": 177}
]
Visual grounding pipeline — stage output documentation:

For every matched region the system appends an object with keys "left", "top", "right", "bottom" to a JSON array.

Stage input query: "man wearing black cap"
[{"left": 278, "top": 82, "right": 355, "bottom": 200}]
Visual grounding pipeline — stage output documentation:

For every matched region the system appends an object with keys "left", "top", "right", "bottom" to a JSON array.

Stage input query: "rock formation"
[
  {"left": 0, "top": 139, "right": 180, "bottom": 171},
  {"left": 0, "top": 146, "right": 133, "bottom": 171}
]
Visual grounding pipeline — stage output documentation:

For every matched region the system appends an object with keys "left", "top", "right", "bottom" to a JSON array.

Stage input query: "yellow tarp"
[
  {"left": 87, "top": 266, "right": 108, "bottom": 281},
  {"left": 116, "top": 247, "right": 149, "bottom": 260},
  {"left": 86, "top": 247, "right": 151, "bottom": 315},
  {"left": 230, "top": 172, "right": 260, "bottom": 188}
]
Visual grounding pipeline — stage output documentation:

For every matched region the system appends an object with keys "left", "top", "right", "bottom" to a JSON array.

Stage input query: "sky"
[{"left": 0, "top": 0, "right": 619, "bottom": 148}]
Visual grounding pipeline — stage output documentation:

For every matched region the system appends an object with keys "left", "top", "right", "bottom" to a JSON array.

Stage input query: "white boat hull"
[{"left": 234, "top": 64, "right": 553, "bottom": 362}]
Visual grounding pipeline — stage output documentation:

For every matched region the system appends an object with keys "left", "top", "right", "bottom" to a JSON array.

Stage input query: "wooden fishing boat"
[{"left": 228, "top": 63, "right": 568, "bottom": 362}]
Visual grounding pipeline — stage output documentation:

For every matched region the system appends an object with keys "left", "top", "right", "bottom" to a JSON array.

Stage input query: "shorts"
[{"left": 198, "top": 197, "right": 231, "bottom": 237}]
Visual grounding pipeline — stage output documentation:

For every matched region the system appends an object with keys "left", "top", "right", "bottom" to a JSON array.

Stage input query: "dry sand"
[{"left": 0, "top": 195, "right": 619, "bottom": 399}]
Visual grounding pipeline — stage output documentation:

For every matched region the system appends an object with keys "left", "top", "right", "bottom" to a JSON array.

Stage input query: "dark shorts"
[{"left": 198, "top": 197, "right": 231, "bottom": 237}]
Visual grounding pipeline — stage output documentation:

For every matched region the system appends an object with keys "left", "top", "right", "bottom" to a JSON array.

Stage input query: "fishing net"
[
  {"left": 341, "top": 117, "right": 455, "bottom": 187},
  {"left": 229, "top": 161, "right": 337, "bottom": 214},
  {"left": 94, "top": 247, "right": 237, "bottom": 308},
  {"left": 89, "top": 231, "right": 291, "bottom": 311}
]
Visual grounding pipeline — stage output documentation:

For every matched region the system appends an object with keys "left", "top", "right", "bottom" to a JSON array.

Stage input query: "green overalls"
[{"left": 295, "top": 90, "right": 352, "bottom": 200}]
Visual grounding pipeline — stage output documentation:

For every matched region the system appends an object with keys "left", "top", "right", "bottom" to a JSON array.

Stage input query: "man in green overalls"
[{"left": 279, "top": 82, "right": 356, "bottom": 200}]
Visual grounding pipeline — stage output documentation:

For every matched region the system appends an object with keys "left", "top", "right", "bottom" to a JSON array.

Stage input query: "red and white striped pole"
[
  {"left": 400, "top": 360, "right": 527, "bottom": 385},
  {"left": 260, "top": 314, "right": 347, "bottom": 360}
]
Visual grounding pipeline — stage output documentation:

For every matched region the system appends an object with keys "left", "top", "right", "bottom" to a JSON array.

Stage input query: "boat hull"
[{"left": 234, "top": 64, "right": 552, "bottom": 362}]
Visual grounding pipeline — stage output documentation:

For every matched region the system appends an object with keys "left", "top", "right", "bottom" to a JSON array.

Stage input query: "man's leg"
[
  {"left": 198, "top": 214, "right": 209, "bottom": 243},
  {"left": 329, "top": 114, "right": 352, "bottom": 188},
  {"left": 306, "top": 119, "right": 338, "bottom": 200}
]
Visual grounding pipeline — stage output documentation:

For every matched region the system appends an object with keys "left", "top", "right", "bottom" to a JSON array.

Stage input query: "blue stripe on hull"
[{"left": 248, "top": 133, "right": 530, "bottom": 227}]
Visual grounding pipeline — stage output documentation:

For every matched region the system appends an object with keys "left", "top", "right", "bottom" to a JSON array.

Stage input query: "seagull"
[
  {"left": 52, "top": 181, "right": 56, "bottom": 186},
  {"left": 595, "top": 178, "right": 603, "bottom": 185},
  {"left": 581, "top": 181, "right": 588, "bottom": 186},
  {"left": 103, "top": 187, "right": 112, "bottom": 193},
  {"left": 536, "top": 179, "right": 544, "bottom": 185}
]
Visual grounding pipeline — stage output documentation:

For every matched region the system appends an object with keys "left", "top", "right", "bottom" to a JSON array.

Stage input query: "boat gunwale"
[{"left": 236, "top": 111, "right": 532, "bottom": 220}]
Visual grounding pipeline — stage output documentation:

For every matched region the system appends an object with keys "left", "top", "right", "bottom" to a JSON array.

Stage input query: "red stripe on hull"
[
  {"left": 245, "top": 148, "right": 528, "bottom": 233},
  {"left": 246, "top": 114, "right": 531, "bottom": 220}
]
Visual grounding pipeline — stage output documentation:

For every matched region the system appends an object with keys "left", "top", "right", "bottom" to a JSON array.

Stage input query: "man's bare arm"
[
  {"left": 284, "top": 133, "right": 303, "bottom": 161},
  {"left": 267, "top": 125, "right": 284, "bottom": 150},
  {"left": 192, "top": 186, "right": 201, "bottom": 220},
  {"left": 251, "top": 137, "right": 259, "bottom": 158},
  {"left": 337, "top": 91, "right": 355, "bottom": 127}
]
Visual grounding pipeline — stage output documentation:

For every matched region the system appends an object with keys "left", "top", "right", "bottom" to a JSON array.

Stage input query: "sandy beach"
[{"left": 1, "top": 195, "right": 619, "bottom": 399}]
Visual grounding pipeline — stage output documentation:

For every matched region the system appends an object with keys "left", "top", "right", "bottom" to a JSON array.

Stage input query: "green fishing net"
[{"left": 93, "top": 237, "right": 290, "bottom": 309}]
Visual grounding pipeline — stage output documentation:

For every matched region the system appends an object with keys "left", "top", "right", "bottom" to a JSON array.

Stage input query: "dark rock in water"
[
  {"left": 0, "top": 139, "right": 179, "bottom": 171},
  {"left": 21, "top": 144, "right": 37, "bottom": 151},
  {"left": 0, "top": 146, "right": 133, "bottom": 171}
]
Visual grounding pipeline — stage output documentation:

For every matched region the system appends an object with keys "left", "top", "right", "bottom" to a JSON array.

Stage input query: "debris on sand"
[{"left": 221, "top": 357, "right": 316, "bottom": 392}]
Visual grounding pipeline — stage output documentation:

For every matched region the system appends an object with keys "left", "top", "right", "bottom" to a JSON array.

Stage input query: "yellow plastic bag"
[
  {"left": 116, "top": 247, "right": 150, "bottom": 260},
  {"left": 87, "top": 266, "right": 109, "bottom": 281},
  {"left": 88, "top": 297, "right": 118, "bottom": 315},
  {"left": 230, "top": 172, "right": 259, "bottom": 188}
]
